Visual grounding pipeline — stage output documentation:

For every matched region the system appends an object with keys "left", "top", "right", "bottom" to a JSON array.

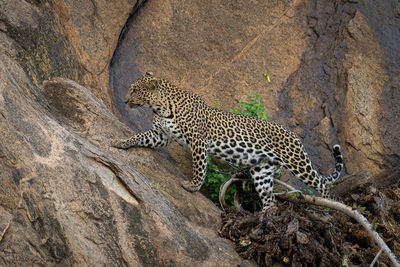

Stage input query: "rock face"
[
  {"left": 0, "top": 1, "right": 249, "bottom": 266},
  {"left": 50, "top": 0, "right": 140, "bottom": 111},
  {"left": 111, "top": 0, "right": 400, "bottom": 179},
  {"left": 1, "top": 0, "right": 399, "bottom": 266}
]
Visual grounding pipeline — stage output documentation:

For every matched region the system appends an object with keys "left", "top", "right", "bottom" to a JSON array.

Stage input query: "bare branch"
[
  {"left": 219, "top": 177, "right": 245, "bottom": 210},
  {"left": 370, "top": 249, "right": 383, "bottom": 267}
]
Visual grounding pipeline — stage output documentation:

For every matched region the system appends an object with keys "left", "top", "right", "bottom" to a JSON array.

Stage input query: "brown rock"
[
  {"left": 111, "top": 0, "right": 400, "bottom": 183},
  {"left": 51, "top": 0, "right": 144, "bottom": 111},
  {"left": 1, "top": 0, "right": 400, "bottom": 265},
  {"left": 0, "top": 1, "right": 251, "bottom": 266},
  {"left": 341, "top": 7, "right": 399, "bottom": 176},
  {"left": 0, "top": 71, "right": 246, "bottom": 265},
  {"left": 111, "top": 0, "right": 308, "bottom": 127},
  {"left": 110, "top": 0, "right": 312, "bottom": 186}
]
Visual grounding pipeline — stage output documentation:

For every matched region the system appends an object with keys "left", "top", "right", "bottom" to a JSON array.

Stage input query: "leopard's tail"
[{"left": 323, "top": 144, "right": 344, "bottom": 183}]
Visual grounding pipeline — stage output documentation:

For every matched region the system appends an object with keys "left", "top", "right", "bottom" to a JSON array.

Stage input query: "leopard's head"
[{"left": 124, "top": 72, "right": 161, "bottom": 109}]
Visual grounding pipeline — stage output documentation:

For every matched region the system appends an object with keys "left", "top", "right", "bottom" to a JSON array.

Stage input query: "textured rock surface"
[
  {"left": 111, "top": 0, "right": 400, "bottom": 180},
  {"left": 51, "top": 0, "right": 142, "bottom": 111},
  {"left": 0, "top": 1, "right": 250, "bottom": 266},
  {"left": 340, "top": 3, "right": 400, "bottom": 176},
  {"left": 1, "top": 0, "right": 400, "bottom": 265},
  {"left": 0, "top": 75, "right": 245, "bottom": 265}
]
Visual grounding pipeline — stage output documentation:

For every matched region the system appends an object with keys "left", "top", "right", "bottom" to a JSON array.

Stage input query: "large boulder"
[
  {"left": 111, "top": 0, "right": 400, "bottom": 179},
  {"left": 0, "top": 1, "right": 250, "bottom": 266}
]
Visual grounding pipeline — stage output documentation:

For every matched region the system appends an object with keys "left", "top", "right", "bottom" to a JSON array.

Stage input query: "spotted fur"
[{"left": 112, "top": 73, "right": 344, "bottom": 212}]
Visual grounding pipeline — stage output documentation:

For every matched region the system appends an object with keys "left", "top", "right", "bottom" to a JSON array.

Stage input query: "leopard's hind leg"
[{"left": 250, "top": 161, "right": 280, "bottom": 212}]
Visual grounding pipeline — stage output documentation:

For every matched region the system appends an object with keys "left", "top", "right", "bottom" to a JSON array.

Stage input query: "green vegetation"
[
  {"left": 229, "top": 92, "right": 270, "bottom": 120},
  {"left": 353, "top": 205, "right": 372, "bottom": 217},
  {"left": 302, "top": 185, "right": 316, "bottom": 196},
  {"left": 203, "top": 157, "right": 235, "bottom": 206}
]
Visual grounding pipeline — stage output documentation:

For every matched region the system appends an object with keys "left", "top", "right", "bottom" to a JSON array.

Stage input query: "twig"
[
  {"left": 370, "top": 249, "right": 383, "bottom": 267},
  {"left": 272, "top": 190, "right": 302, "bottom": 196},
  {"left": 274, "top": 179, "right": 400, "bottom": 267},
  {"left": 219, "top": 176, "right": 245, "bottom": 210}
]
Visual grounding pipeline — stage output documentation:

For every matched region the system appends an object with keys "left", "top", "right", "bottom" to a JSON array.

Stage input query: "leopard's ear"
[
  {"left": 145, "top": 71, "right": 154, "bottom": 77},
  {"left": 147, "top": 79, "right": 159, "bottom": 90}
]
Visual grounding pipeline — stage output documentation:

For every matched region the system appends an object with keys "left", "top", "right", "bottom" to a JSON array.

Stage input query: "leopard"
[{"left": 111, "top": 72, "right": 344, "bottom": 213}]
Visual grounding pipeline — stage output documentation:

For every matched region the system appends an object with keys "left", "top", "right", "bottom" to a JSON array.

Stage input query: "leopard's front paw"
[
  {"left": 181, "top": 180, "right": 201, "bottom": 192},
  {"left": 111, "top": 139, "right": 130, "bottom": 149}
]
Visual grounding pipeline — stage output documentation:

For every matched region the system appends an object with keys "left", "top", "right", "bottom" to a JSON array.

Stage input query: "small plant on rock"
[{"left": 230, "top": 92, "right": 270, "bottom": 120}]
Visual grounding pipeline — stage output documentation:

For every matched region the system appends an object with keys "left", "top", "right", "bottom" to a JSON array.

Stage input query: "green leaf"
[
  {"left": 239, "top": 102, "right": 251, "bottom": 109},
  {"left": 243, "top": 111, "right": 253, "bottom": 117}
]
